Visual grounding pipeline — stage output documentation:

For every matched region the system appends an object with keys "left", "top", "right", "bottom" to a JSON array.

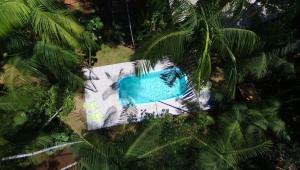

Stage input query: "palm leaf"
[
  {"left": 73, "top": 142, "right": 111, "bottom": 170},
  {"left": 196, "top": 135, "right": 272, "bottom": 170},
  {"left": 5, "top": 31, "right": 32, "bottom": 52},
  {"left": 0, "top": 86, "right": 38, "bottom": 112},
  {"left": 34, "top": 42, "right": 80, "bottom": 68},
  {"left": 80, "top": 31, "right": 99, "bottom": 53},
  {"left": 33, "top": 42, "right": 83, "bottom": 89},
  {"left": 267, "top": 40, "right": 300, "bottom": 58},
  {"left": 0, "top": 0, "right": 30, "bottom": 37},
  {"left": 125, "top": 121, "right": 191, "bottom": 159},
  {"left": 240, "top": 53, "right": 268, "bottom": 80},
  {"left": 171, "top": 0, "right": 198, "bottom": 28},
  {"left": 224, "top": 61, "right": 237, "bottom": 99},
  {"left": 135, "top": 30, "right": 191, "bottom": 73},
  {"left": 228, "top": 140, "right": 272, "bottom": 161},
  {"left": 137, "top": 136, "right": 191, "bottom": 159},
  {"left": 26, "top": 0, "right": 63, "bottom": 11},
  {"left": 31, "top": 7, "right": 83, "bottom": 48},
  {"left": 195, "top": 20, "right": 211, "bottom": 90},
  {"left": 218, "top": 28, "right": 259, "bottom": 56},
  {"left": 125, "top": 122, "right": 160, "bottom": 158}
]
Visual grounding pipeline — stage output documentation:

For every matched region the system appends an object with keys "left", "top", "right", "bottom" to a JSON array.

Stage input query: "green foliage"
[
  {"left": 31, "top": 8, "right": 83, "bottom": 48},
  {"left": 0, "top": 0, "right": 30, "bottom": 37},
  {"left": 69, "top": 110, "right": 276, "bottom": 170},
  {"left": 239, "top": 53, "right": 268, "bottom": 81},
  {"left": 136, "top": 0, "right": 260, "bottom": 98},
  {"left": 135, "top": 29, "right": 190, "bottom": 67},
  {"left": 61, "top": 89, "right": 75, "bottom": 116},
  {"left": 33, "top": 42, "right": 83, "bottom": 89},
  {"left": 80, "top": 16, "right": 104, "bottom": 45},
  {"left": 0, "top": 0, "right": 298, "bottom": 169},
  {"left": 135, "top": 0, "right": 170, "bottom": 41},
  {"left": 13, "top": 112, "right": 28, "bottom": 126},
  {"left": 86, "top": 17, "right": 103, "bottom": 32},
  {"left": 0, "top": 85, "right": 75, "bottom": 166},
  {"left": 0, "top": 0, "right": 95, "bottom": 91}
]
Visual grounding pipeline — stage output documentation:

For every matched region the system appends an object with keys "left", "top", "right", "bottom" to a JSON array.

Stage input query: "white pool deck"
[{"left": 83, "top": 60, "right": 189, "bottom": 130}]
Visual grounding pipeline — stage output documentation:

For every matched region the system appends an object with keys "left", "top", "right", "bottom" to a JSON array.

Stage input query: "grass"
[
  {"left": 62, "top": 94, "right": 86, "bottom": 136},
  {"left": 93, "top": 44, "right": 134, "bottom": 66}
]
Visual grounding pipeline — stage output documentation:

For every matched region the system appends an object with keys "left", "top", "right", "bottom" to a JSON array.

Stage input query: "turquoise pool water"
[{"left": 118, "top": 68, "right": 188, "bottom": 105}]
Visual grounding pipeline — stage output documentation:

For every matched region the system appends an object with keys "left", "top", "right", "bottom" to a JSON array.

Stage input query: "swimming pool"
[{"left": 118, "top": 68, "right": 188, "bottom": 106}]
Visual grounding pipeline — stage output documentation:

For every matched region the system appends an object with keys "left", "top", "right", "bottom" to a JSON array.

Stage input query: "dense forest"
[{"left": 0, "top": 0, "right": 299, "bottom": 169}]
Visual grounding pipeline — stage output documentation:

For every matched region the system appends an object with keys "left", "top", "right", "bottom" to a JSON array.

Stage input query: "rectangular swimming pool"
[{"left": 118, "top": 68, "right": 188, "bottom": 106}]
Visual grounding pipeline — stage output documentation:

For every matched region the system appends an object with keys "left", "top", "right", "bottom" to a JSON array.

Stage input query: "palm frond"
[
  {"left": 218, "top": 28, "right": 259, "bottom": 56},
  {"left": 195, "top": 20, "right": 211, "bottom": 89},
  {"left": 34, "top": 42, "right": 79, "bottom": 68},
  {"left": 197, "top": 151, "right": 227, "bottom": 170},
  {"left": 224, "top": 61, "right": 237, "bottom": 99},
  {"left": 0, "top": 0, "right": 30, "bottom": 37},
  {"left": 171, "top": 0, "right": 198, "bottom": 28},
  {"left": 240, "top": 53, "right": 268, "bottom": 80},
  {"left": 135, "top": 30, "right": 191, "bottom": 74},
  {"left": 140, "top": 136, "right": 191, "bottom": 159},
  {"left": 264, "top": 41, "right": 299, "bottom": 78},
  {"left": 125, "top": 120, "right": 192, "bottom": 159},
  {"left": 5, "top": 31, "right": 33, "bottom": 52},
  {"left": 79, "top": 31, "right": 99, "bottom": 53},
  {"left": 260, "top": 99, "right": 290, "bottom": 140},
  {"left": 125, "top": 121, "right": 160, "bottom": 158},
  {"left": 267, "top": 41, "right": 300, "bottom": 58},
  {"left": 219, "top": 105, "right": 246, "bottom": 146},
  {"left": 196, "top": 135, "right": 272, "bottom": 170},
  {"left": 194, "top": 136, "right": 237, "bottom": 169},
  {"left": 26, "top": 0, "right": 63, "bottom": 11},
  {"left": 0, "top": 86, "right": 38, "bottom": 112},
  {"left": 269, "top": 119, "right": 289, "bottom": 140},
  {"left": 33, "top": 42, "right": 83, "bottom": 89},
  {"left": 229, "top": 140, "right": 272, "bottom": 161},
  {"left": 221, "top": 0, "right": 247, "bottom": 19},
  {"left": 31, "top": 7, "right": 83, "bottom": 48},
  {"left": 73, "top": 143, "right": 111, "bottom": 170}
]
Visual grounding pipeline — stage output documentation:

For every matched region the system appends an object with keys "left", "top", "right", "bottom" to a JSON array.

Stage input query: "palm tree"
[
  {"left": 1, "top": 101, "right": 285, "bottom": 169},
  {"left": 0, "top": 0, "right": 96, "bottom": 90},
  {"left": 0, "top": 2, "right": 97, "bottom": 168},
  {"left": 135, "top": 0, "right": 259, "bottom": 99},
  {"left": 70, "top": 113, "right": 273, "bottom": 170}
]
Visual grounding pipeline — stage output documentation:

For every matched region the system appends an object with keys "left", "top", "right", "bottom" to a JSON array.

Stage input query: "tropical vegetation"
[{"left": 0, "top": 0, "right": 299, "bottom": 169}]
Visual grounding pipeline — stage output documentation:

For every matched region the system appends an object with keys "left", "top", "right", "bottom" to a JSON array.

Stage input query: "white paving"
[{"left": 83, "top": 60, "right": 188, "bottom": 130}]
